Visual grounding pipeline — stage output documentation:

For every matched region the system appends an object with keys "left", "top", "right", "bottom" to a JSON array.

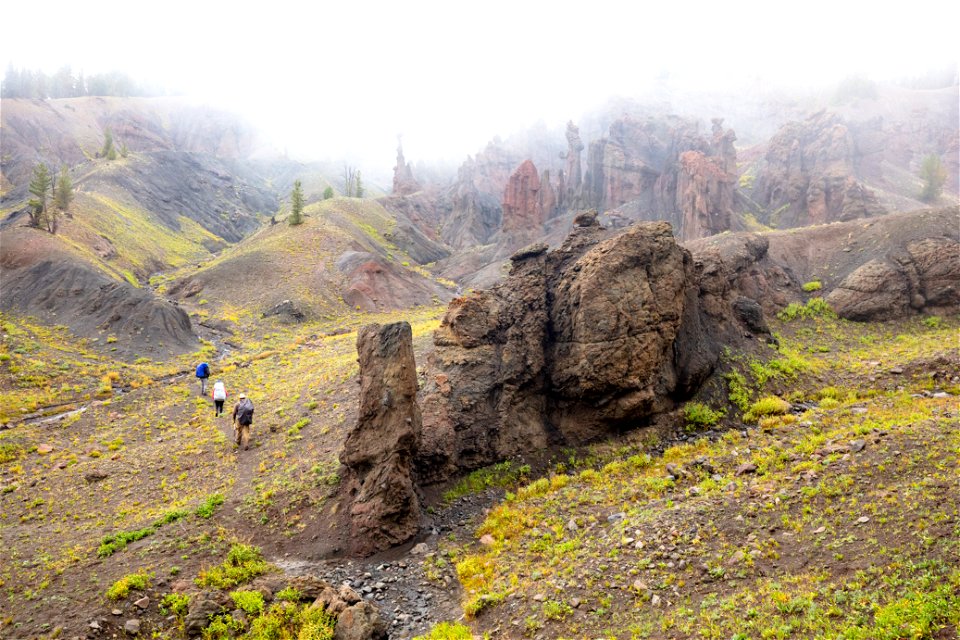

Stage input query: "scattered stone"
[
  {"left": 849, "top": 439, "right": 866, "bottom": 453},
  {"left": 570, "top": 597, "right": 582, "bottom": 608},
  {"left": 856, "top": 516, "right": 870, "bottom": 524},
  {"left": 111, "top": 609, "right": 122, "bottom": 616},
  {"left": 134, "top": 596, "right": 149, "bottom": 609},
  {"left": 532, "top": 593, "right": 546, "bottom": 602},
  {"left": 123, "top": 619, "right": 140, "bottom": 635},
  {"left": 728, "top": 550, "right": 746, "bottom": 565},
  {"left": 83, "top": 470, "right": 110, "bottom": 484},
  {"left": 566, "top": 518, "right": 579, "bottom": 532},
  {"left": 409, "top": 542, "right": 429, "bottom": 555},
  {"left": 889, "top": 367, "right": 904, "bottom": 374},
  {"left": 932, "top": 391, "right": 949, "bottom": 398},
  {"left": 510, "top": 242, "right": 549, "bottom": 262},
  {"left": 632, "top": 579, "right": 648, "bottom": 591},
  {"left": 813, "top": 526, "right": 826, "bottom": 534},
  {"left": 185, "top": 598, "right": 222, "bottom": 636},
  {"left": 651, "top": 594, "right": 662, "bottom": 607},
  {"left": 89, "top": 621, "right": 101, "bottom": 631},
  {"left": 334, "top": 601, "right": 388, "bottom": 640},
  {"left": 479, "top": 534, "right": 495, "bottom": 546},
  {"left": 572, "top": 209, "right": 600, "bottom": 227},
  {"left": 607, "top": 512, "right": 626, "bottom": 523},
  {"left": 316, "top": 586, "right": 348, "bottom": 616},
  {"left": 735, "top": 463, "right": 757, "bottom": 476},
  {"left": 666, "top": 463, "right": 684, "bottom": 479},
  {"left": 36, "top": 444, "right": 53, "bottom": 454},
  {"left": 338, "top": 584, "right": 362, "bottom": 605}
]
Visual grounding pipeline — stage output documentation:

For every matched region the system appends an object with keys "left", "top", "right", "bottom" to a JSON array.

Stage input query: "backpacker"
[
  {"left": 236, "top": 398, "right": 254, "bottom": 426},
  {"left": 196, "top": 362, "right": 210, "bottom": 378}
]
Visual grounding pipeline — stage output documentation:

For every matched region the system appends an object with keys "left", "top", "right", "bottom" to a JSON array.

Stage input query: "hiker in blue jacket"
[{"left": 196, "top": 362, "right": 210, "bottom": 394}]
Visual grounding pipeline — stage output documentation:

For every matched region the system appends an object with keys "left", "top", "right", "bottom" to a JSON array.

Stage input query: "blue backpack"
[{"left": 196, "top": 362, "right": 210, "bottom": 378}]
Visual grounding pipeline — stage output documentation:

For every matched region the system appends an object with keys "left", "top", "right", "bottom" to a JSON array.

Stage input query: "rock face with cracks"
[
  {"left": 416, "top": 219, "right": 769, "bottom": 484},
  {"left": 341, "top": 322, "right": 422, "bottom": 556}
]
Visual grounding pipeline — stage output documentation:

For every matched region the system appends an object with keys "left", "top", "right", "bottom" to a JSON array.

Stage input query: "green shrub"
[
  {"left": 819, "top": 397, "right": 840, "bottom": 409},
  {"left": 778, "top": 298, "right": 834, "bottom": 322},
  {"left": 231, "top": 589, "right": 265, "bottom": 615},
  {"left": 196, "top": 543, "right": 270, "bottom": 589},
  {"left": 246, "top": 602, "right": 336, "bottom": 639},
  {"left": 412, "top": 622, "right": 474, "bottom": 640},
  {"left": 801, "top": 280, "right": 822, "bottom": 292},
  {"left": 287, "top": 418, "right": 310, "bottom": 436},
  {"left": 106, "top": 571, "right": 151, "bottom": 600},
  {"left": 443, "top": 461, "right": 531, "bottom": 502},
  {"left": 274, "top": 586, "right": 302, "bottom": 602},
  {"left": 725, "top": 371, "right": 751, "bottom": 412},
  {"left": 202, "top": 615, "right": 242, "bottom": 640},
  {"left": 543, "top": 599, "right": 574, "bottom": 621},
  {"left": 744, "top": 396, "right": 791, "bottom": 423},
  {"left": 195, "top": 493, "right": 225, "bottom": 519},
  {"left": 159, "top": 509, "right": 189, "bottom": 524},
  {"left": 922, "top": 316, "right": 943, "bottom": 329},
  {"left": 0, "top": 443, "right": 23, "bottom": 464},
  {"left": 683, "top": 402, "right": 724, "bottom": 430},
  {"left": 160, "top": 592, "right": 190, "bottom": 616},
  {"left": 98, "top": 526, "right": 155, "bottom": 557}
]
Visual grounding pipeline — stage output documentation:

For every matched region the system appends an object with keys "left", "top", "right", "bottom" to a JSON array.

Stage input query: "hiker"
[
  {"left": 196, "top": 362, "right": 210, "bottom": 394},
  {"left": 232, "top": 393, "right": 255, "bottom": 450},
  {"left": 211, "top": 380, "right": 227, "bottom": 417}
]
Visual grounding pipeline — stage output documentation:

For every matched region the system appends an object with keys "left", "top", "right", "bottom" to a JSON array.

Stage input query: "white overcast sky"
[{"left": 3, "top": 0, "right": 958, "bottom": 165}]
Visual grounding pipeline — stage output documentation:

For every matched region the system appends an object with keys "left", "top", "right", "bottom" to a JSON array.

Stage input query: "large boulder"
[
  {"left": 340, "top": 322, "right": 421, "bottom": 556},
  {"left": 826, "top": 236, "right": 960, "bottom": 321},
  {"left": 334, "top": 601, "right": 388, "bottom": 640},
  {"left": 417, "top": 219, "right": 768, "bottom": 483}
]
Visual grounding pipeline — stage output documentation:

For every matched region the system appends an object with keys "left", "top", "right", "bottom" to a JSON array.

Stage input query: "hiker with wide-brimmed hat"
[{"left": 232, "top": 393, "right": 255, "bottom": 450}]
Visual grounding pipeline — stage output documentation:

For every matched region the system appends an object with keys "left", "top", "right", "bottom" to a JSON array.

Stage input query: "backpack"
[
  {"left": 213, "top": 382, "right": 227, "bottom": 401},
  {"left": 236, "top": 399, "right": 254, "bottom": 426},
  {"left": 196, "top": 362, "right": 210, "bottom": 378}
]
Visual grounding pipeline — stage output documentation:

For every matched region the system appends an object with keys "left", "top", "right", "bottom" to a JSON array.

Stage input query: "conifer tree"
[
  {"left": 54, "top": 166, "right": 73, "bottom": 216},
  {"left": 323, "top": 186, "right": 334, "bottom": 200},
  {"left": 100, "top": 128, "right": 117, "bottom": 160},
  {"left": 27, "top": 163, "right": 51, "bottom": 229},
  {"left": 289, "top": 180, "right": 304, "bottom": 225},
  {"left": 355, "top": 171, "right": 364, "bottom": 198},
  {"left": 919, "top": 154, "right": 947, "bottom": 202}
]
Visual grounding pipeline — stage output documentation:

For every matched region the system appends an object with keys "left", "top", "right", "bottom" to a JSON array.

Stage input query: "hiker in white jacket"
[{"left": 212, "top": 380, "right": 227, "bottom": 417}]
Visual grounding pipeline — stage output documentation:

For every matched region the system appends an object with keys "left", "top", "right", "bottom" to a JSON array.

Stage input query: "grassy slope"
[
  {"left": 434, "top": 313, "right": 960, "bottom": 639},
  {"left": 0, "top": 306, "right": 443, "bottom": 636},
  {"left": 162, "top": 196, "right": 454, "bottom": 324}
]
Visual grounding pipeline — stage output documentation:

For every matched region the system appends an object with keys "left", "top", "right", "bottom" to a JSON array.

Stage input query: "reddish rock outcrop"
[
  {"left": 583, "top": 115, "right": 737, "bottom": 240},
  {"left": 391, "top": 142, "right": 421, "bottom": 196},
  {"left": 502, "top": 160, "right": 545, "bottom": 233},
  {"left": 676, "top": 150, "right": 735, "bottom": 241},
  {"left": 751, "top": 111, "right": 886, "bottom": 227},
  {"left": 340, "top": 322, "right": 421, "bottom": 556},
  {"left": 539, "top": 169, "right": 558, "bottom": 219}
]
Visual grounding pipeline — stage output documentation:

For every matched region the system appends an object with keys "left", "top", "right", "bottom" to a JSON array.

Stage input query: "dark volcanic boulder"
[
  {"left": 340, "top": 322, "right": 421, "bottom": 556},
  {"left": 825, "top": 236, "right": 960, "bottom": 321},
  {"left": 417, "top": 220, "right": 767, "bottom": 484},
  {"left": 825, "top": 259, "right": 910, "bottom": 321}
]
